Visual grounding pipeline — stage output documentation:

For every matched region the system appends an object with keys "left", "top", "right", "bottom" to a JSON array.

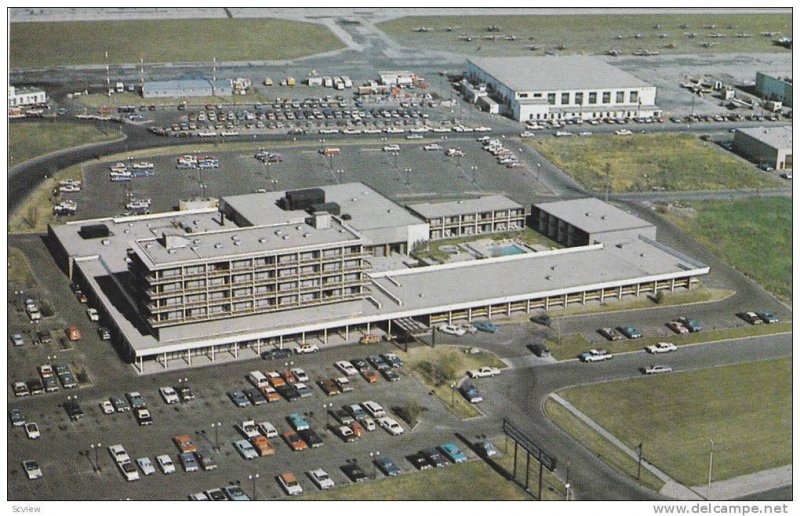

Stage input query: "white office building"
[
  {"left": 9, "top": 85, "right": 47, "bottom": 107},
  {"left": 466, "top": 56, "right": 660, "bottom": 122}
]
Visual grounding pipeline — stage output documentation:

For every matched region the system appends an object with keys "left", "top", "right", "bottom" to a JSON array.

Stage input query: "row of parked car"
[{"left": 12, "top": 362, "right": 78, "bottom": 397}]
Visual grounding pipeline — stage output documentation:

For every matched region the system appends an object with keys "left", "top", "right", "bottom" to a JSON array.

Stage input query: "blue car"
[
  {"left": 472, "top": 321, "right": 499, "bottom": 333},
  {"left": 288, "top": 412, "right": 310, "bottom": 431},
  {"left": 617, "top": 326, "right": 642, "bottom": 339},
  {"left": 439, "top": 443, "right": 467, "bottom": 464}
]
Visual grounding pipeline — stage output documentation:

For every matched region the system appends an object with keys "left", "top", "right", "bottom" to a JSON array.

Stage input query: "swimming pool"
[{"left": 489, "top": 243, "right": 528, "bottom": 257}]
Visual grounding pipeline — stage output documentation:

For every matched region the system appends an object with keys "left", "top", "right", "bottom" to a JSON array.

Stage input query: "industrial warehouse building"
[
  {"left": 8, "top": 85, "right": 47, "bottom": 107},
  {"left": 48, "top": 185, "right": 708, "bottom": 373},
  {"left": 465, "top": 56, "right": 661, "bottom": 122},
  {"left": 407, "top": 195, "right": 525, "bottom": 240},
  {"left": 142, "top": 78, "right": 233, "bottom": 98},
  {"left": 734, "top": 126, "right": 793, "bottom": 170},
  {"left": 756, "top": 72, "right": 793, "bottom": 107}
]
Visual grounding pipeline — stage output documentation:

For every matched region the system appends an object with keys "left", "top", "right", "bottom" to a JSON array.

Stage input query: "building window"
[
  {"left": 533, "top": 93, "right": 542, "bottom": 98},
  {"left": 575, "top": 92, "right": 583, "bottom": 104},
  {"left": 616, "top": 91, "right": 625, "bottom": 103},
  {"left": 519, "top": 93, "right": 528, "bottom": 98},
  {"left": 561, "top": 92, "right": 570, "bottom": 105},
  {"left": 547, "top": 93, "right": 556, "bottom": 105},
  {"left": 588, "top": 92, "right": 597, "bottom": 104},
  {"left": 630, "top": 90, "right": 639, "bottom": 103},
  {"left": 602, "top": 91, "right": 611, "bottom": 104}
]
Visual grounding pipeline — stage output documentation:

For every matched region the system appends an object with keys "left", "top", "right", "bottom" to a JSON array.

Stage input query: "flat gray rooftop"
[
  {"left": 132, "top": 217, "right": 362, "bottom": 269},
  {"left": 220, "top": 182, "right": 428, "bottom": 246},
  {"left": 407, "top": 195, "right": 522, "bottom": 219},
  {"left": 534, "top": 198, "right": 654, "bottom": 235},
  {"left": 468, "top": 56, "right": 652, "bottom": 92},
  {"left": 736, "top": 126, "right": 792, "bottom": 150}
]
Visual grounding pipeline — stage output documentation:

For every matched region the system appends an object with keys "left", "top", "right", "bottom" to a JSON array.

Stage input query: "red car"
[{"left": 282, "top": 431, "right": 307, "bottom": 452}]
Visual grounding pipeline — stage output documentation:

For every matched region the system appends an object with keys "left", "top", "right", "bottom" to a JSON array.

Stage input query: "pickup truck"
[
  {"left": 237, "top": 420, "right": 260, "bottom": 439},
  {"left": 467, "top": 366, "right": 501, "bottom": 379}
]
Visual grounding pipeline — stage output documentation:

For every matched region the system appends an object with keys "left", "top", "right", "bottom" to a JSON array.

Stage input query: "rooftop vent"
[
  {"left": 303, "top": 233, "right": 310, "bottom": 238},
  {"left": 457, "top": 200, "right": 464, "bottom": 204},
  {"left": 214, "top": 243, "right": 223, "bottom": 249},
  {"left": 585, "top": 212, "right": 591, "bottom": 217},
  {"left": 282, "top": 235, "right": 289, "bottom": 240},
  {"left": 259, "top": 238, "right": 267, "bottom": 243},
  {"left": 145, "top": 243, "right": 152, "bottom": 249},
  {"left": 234, "top": 241, "right": 242, "bottom": 246},
  {"left": 551, "top": 265, "right": 557, "bottom": 270},
  {"left": 640, "top": 253, "right": 646, "bottom": 257},
  {"left": 545, "top": 275, "right": 552, "bottom": 280},
  {"left": 601, "top": 215, "right": 607, "bottom": 220},
  {"left": 191, "top": 246, "right": 199, "bottom": 252},
  {"left": 168, "top": 249, "right": 177, "bottom": 254},
  {"left": 101, "top": 239, "right": 110, "bottom": 246},
  {"left": 124, "top": 229, "right": 130, "bottom": 234}
]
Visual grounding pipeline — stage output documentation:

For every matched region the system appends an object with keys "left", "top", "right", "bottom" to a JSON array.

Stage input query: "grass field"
[
  {"left": 413, "top": 227, "right": 561, "bottom": 261},
  {"left": 299, "top": 459, "right": 531, "bottom": 500},
  {"left": 75, "top": 90, "right": 276, "bottom": 109},
  {"left": 530, "top": 134, "right": 782, "bottom": 193},
  {"left": 10, "top": 18, "right": 344, "bottom": 67},
  {"left": 8, "top": 247, "right": 35, "bottom": 288},
  {"left": 9, "top": 121, "right": 120, "bottom": 168},
  {"left": 547, "top": 322, "right": 792, "bottom": 360},
  {"left": 405, "top": 345, "right": 506, "bottom": 419},
  {"left": 554, "top": 358, "right": 791, "bottom": 486},
  {"left": 377, "top": 13, "right": 791, "bottom": 56},
  {"left": 9, "top": 164, "right": 83, "bottom": 234},
  {"left": 662, "top": 198, "right": 792, "bottom": 303},
  {"left": 544, "top": 399, "right": 665, "bottom": 493}
]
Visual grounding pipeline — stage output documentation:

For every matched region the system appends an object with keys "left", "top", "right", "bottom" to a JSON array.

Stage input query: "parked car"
[
  {"left": 205, "top": 488, "right": 228, "bottom": 501},
  {"left": 11, "top": 334, "right": 25, "bottom": 346},
  {"left": 173, "top": 434, "right": 197, "bottom": 453},
  {"left": 295, "top": 343, "right": 319, "bottom": 354},
  {"left": 261, "top": 348, "right": 293, "bottom": 360},
  {"left": 86, "top": 308, "right": 100, "bottom": 321},
  {"left": 667, "top": 320, "right": 690, "bottom": 334},
  {"left": 23, "top": 460, "right": 43, "bottom": 480},
  {"left": 159, "top": 386, "right": 180, "bottom": 404},
  {"left": 758, "top": 311, "right": 779, "bottom": 324},
  {"left": 528, "top": 343, "right": 551, "bottom": 357},
  {"left": 409, "top": 452, "right": 433, "bottom": 470},
  {"left": 222, "top": 485, "right": 250, "bottom": 501},
  {"left": 459, "top": 382, "right": 483, "bottom": 403},
  {"left": 737, "top": 311, "right": 762, "bottom": 325},
  {"left": 472, "top": 321, "right": 499, "bottom": 333},
  {"left": 156, "top": 454, "right": 175, "bottom": 474},
  {"left": 375, "top": 456, "right": 401, "bottom": 476},
  {"left": 598, "top": 327, "right": 625, "bottom": 341},
  {"left": 642, "top": 365, "right": 673, "bottom": 375},
  {"left": 25, "top": 422, "right": 40, "bottom": 439},
  {"left": 381, "top": 368, "right": 400, "bottom": 382},
  {"left": 97, "top": 327, "right": 111, "bottom": 340},
  {"left": 250, "top": 435, "right": 275, "bottom": 456},
  {"left": 438, "top": 324, "right": 466, "bottom": 336},
  {"left": 319, "top": 378, "right": 340, "bottom": 396},
  {"left": 195, "top": 450, "right": 217, "bottom": 471},
  {"left": 257, "top": 421, "right": 279, "bottom": 439},
  {"left": 229, "top": 390, "right": 251, "bottom": 408},
  {"left": 341, "top": 462, "right": 369, "bottom": 483},
  {"left": 278, "top": 472, "right": 304, "bottom": 495},
  {"left": 136, "top": 457, "right": 156, "bottom": 476},
  {"left": 233, "top": 439, "right": 259, "bottom": 460},
  {"left": 367, "top": 354, "right": 390, "bottom": 371},
  {"left": 110, "top": 396, "right": 130, "bottom": 412},
  {"left": 335, "top": 377, "right": 354, "bottom": 392},
  {"left": 618, "top": 326, "right": 643, "bottom": 339},
  {"left": 381, "top": 352, "right": 404, "bottom": 368},
  {"left": 13, "top": 382, "right": 29, "bottom": 397},
  {"left": 474, "top": 439, "right": 499, "bottom": 458},
  {"left": 308, "top": 468, "right": 335, "bottom": 490},
  {"left": 179, "top": 452, "right": 199, "bottom": 472},
  {"left": 299, "top": 428, "right": 324, "bottom": 448},
  {"left": 361, "top": 400, "right": 386, "bottom": 418},
  {"left": 291, "top": 368, "right": 310, "bottom": 383},
  {"left": 467, "top": 366, "right": 501, "bottom": 378},
  {"left": 288, "top": 413, "right": 310, "bottom": 431},
  {"left": 335, "top": 360, "right": 358, "bottom": 376},
  {"left": 439, "top": 443, "right": 467, "bottom": 463},
  {"left": 64, "top": 399, "right": 84, "bottom": 420},
  {"left": 135, "top": 408, "right": 153, "bottom": 426},
  {"left": 677, "top": 317, "right": 702, "bottom": 332},
  {"left": 283, "top": 431, "right": 308, "bottom": 451},
  {"left": 9, "top": 408, "right": 25, "bottom": 427},
  {"left": 646, "top": 342, "right": 677, "bottom": 354},
  {"left": 177, "top": 385, "right": 195, "bottom": 401},
  {"left": 378, "top": 416, "right": 405, "bottom": 436},
  {"left": 245, "top": 388, "right": 268, "bottom": 405}
]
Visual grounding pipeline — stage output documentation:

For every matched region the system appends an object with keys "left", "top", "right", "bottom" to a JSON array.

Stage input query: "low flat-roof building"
[
  {"left": 734, "top": 126, "right": 793, "bottom": 170},
  {"left": 48, "top": 189, "right": 707, "bottom": 373},
  {"left": 379, "top": 71, "right": 417, "bottom": 86},
  {"left": 531, "top": 198, "right": 657, "bottom": 246},
  {"left": 407, "top": 195, "right": 525, "bottom": 240},
  {"left": 756, "top": 72, "right": 793, "bottom": 107},
  {"left": 466, "top": 56, "right": 660, "bottom": 122},
  {"left": 142, "top": 79, "right": 233, "bottom": 98},
  {"left": 9, "top": 85, "right": 47, "bottom": 107}
]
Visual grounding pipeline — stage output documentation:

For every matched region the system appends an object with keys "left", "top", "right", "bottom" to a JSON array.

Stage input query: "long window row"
[{"left": 519, "top": 89, "right": 640, "bottom": 106}]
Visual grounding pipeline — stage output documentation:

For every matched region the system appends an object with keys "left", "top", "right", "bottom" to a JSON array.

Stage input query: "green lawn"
[
  {"left": 547, "top": 322, "right": 792, "bottom": 360},
  {"left": 405, "top": 344, "right": 507, "bottom": 419},
  {"left": 10, "top": 18, "right": 344, "bottom": 67},
  {"left": 544, "top": 399, "right": 665, "bottom": 493},
  {"left": 299, "top": 459, "right": 532, "bottom": 500},
  {"left": 8, "top": 247, "right": 35, "bottom": 288},
  {"left": 530, "top": 134, "right": 782, "bottom": 193},
  {"left": 662, "top": 198, "right": 792, "bottom": 303},
  {"left": 75, "top": 90, "right": 276, "bottom": 109},
  {"left": 554, "top": 358, "right": 791, "bottom": 486},
  {"left": 378, "top": 13, "right": 791, "bottom": 56},
  {"left": 9, "top": 121, "right": 120, "bottom": 168}
]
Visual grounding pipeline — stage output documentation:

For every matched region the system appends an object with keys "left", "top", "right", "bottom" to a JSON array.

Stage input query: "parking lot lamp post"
[
  {"left": 211, "top": 422, "right": 221, "bottom": 451},
  {"left": 565, "top": 483, "right": 570, "bottom": 501},
  {"left": 637, "top": 443, "right": 643, "bottom": 480},
  {"left": 89, "top": 444, "right": 97, "bottom": 472},
  {"left": 249, "top": 473, "right": 260, "bottom": 500},
  {"left": 707, "top": 439, "right": 714, "bottom": 500},
  {"left": 450, "top": 382, "right": 456, "bottom": 407},
  {"left": 369, "top": 451, "right": 380, "bottom": 479}
]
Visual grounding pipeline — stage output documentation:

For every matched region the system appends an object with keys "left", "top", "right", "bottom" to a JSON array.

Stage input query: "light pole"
[
  {"left": 450, "top": 382, "right": 456, "bottom": 407},
  {"left": 565, "top": 483, "right": 571, "bottom": 501},
  {"left": 211, "top": 422, "right": 221, "bottom": 451},
  {"left": 637, "top": 442, "right": 643, "bottom": 480},
  {"left": 369, "top": 451, "right": 380, "bottom": 479},
  {"left": 323, "top": 402, "right": 332, "bottom": 428},
  {"left": 707, "top": 439, "right": 714, "bottom": 500},
  {"left": 249, "top": 473, "right": 260, "bottom": 500},
  {"left": 90, "top": 444, "right": 97, "bottom": 472}
]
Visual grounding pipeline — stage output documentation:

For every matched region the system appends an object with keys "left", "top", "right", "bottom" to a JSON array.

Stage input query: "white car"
[
  {"left": 643, "top": 365, "right": 673, "bottom": 375},
  {"left": 335, "top": 360, "right": 358, "bottom": 376},
  {"left": 234, "top": 439, "right": 259, "bottom": 460},
  {"left": 579, "top": 349, "right": 614, "bottom": 363},
  {"left": 456, "top": 322, "right": 478, "bottom": 334},
  {"left": 23, "top": 460, "right": 43, "bottom": 480},
  {"left": 309, "top": 468, "right": 335, "bottom": 490},
  {"left": 615, "top": 129, "right": 633, "bottom": 136},
  {"left": 519, "top": 131, "right": 534, "bottom": 138},
  {"left": 295, "top": 343, "right": 319, "bottom": 354},
  {"left": 100, "top": 400, "right": 115, "bottom": 414},
  {"left": 361, "top": 400, "right": 386, "bottom": 418},
  {"left": 237, "top": 420, "right": 260, "bottom": 439},
  {"left": 291, "top": 368, "right": 310, "bottom": 383},
  {"left": 278, "top": 472, "right": 304, "bottom": 496},
  {"left": 382, "top": 144, "right": 400, "bottom": 152},
  {"left": 423, "top": 144, "right": 441, "bottom": 151},
  {"left": 362, "top": 416, "right": 376, "bottom": 431},
  {"left": 159, "top": 386, "right": 180, "bottom": 404},
  {"left": 108, "top": 444, "right": 131, "bottom": 464},
  {"left": 378, "top": 416, "right": 405, "bottom": 436},
  {"left": 438, "top": 324, "right": 466, "bottom": 336},
  {"left": 156, "top": 454, "right": 176, "bottom": 474},
  {"left": 258, "top": 421, "right": 278, "bottom": 438},
  {"left": 467, "top": 366, "right": 502, "bottom": 379},
  {"left": 136, "top": 457, "right": 156, "bottom": 476},
  {"left": 86, "top": 308, "right": 100, "bottom": 321},
  {"left": 646, "top": 342, "right": 678, "bottom": 354},
  {"left": 579, "top": 131, "right": 593, "bottom": 136},
  {"left": 24, "top": 422, "right": 40, "bottom": 439}
]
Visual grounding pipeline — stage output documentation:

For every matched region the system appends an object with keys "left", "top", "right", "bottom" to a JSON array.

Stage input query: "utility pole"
[
  {"left": 707, "top": 439, "right": 714, "bottom": 500},
  {"left": 637, "top": 442, "right": 643, "bottom": 480},
  {"left": 604, "top": 162, "right": 611, "bottom": 201}
]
